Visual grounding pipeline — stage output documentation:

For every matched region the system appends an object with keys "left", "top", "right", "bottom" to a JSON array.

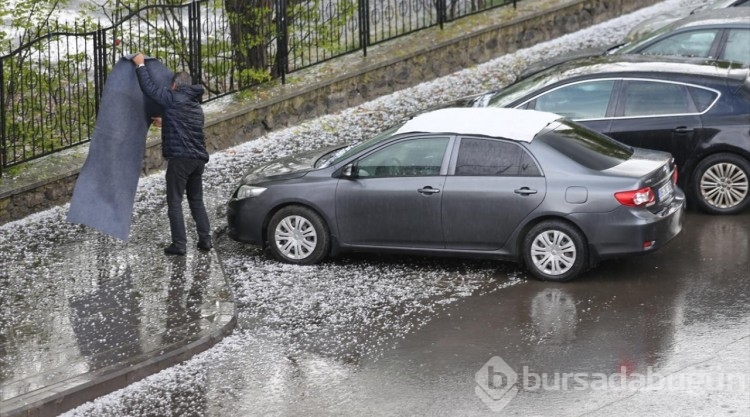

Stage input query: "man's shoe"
[
  {"left": 197, "top": 240, "right": 213, "bottom": 251},
  {"left": 164, "top": 244, "right": 186, "bottom": 256}
]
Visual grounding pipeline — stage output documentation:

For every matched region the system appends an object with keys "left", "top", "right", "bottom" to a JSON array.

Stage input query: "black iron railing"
[{"left": 0, "top": 0, "right": 517, "bottom": 176}]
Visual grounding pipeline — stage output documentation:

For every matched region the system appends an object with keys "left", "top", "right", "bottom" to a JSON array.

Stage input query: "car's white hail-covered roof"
[{"left": 395, "top": 108, "right": 562, "bottom": 142}]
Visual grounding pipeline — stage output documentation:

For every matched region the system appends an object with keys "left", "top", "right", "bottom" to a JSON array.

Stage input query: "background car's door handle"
[
  {"left": 418, "top": 187, "right": 441, "bottom": 195},
  {"left": 673, "top": 126, "right": 694, "bottom": 134},
  {"left": 514, "top": 187, "right": 538, "bottom": 196}
]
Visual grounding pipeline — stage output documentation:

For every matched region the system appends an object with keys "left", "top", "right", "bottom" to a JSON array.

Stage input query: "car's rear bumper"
[{"left": 570, "top": 191, "right": 686, "bottom": 261}]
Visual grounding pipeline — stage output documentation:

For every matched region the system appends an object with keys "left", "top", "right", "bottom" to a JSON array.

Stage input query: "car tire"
[
  {"left": 267, "top": 205, "right": 330, "bottom": 264},
  {"left": 522, "top": 220, "right": 587, "bottom": 282},
  {"left": 692, "top": 153, "right": 750, "bottom": 215}
]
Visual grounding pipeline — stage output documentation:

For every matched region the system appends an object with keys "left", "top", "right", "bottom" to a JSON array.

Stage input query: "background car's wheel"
[
  {"left": 267, "top": 205, "right": 330, "bottom": 264},
  {"left": 522, "top": 220, "right": 588, "bottom": 282},
  {"left": 692, "top": 153, "right": 750, "bottom": 215}
]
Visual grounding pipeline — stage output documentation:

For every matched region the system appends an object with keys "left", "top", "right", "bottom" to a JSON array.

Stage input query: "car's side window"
[
  {"left": 621, "top": 81, "right": 696, "bottom": 116},
  {"left": 687, "top": 86, "right": 719, "bottom": 113},
  {"left": 722, "top": 29, "right": 750, "bottom": 64},
  {"left": 454, "top": 138, "right": 541, "bottom": 177},
  {"left": 641, "top": 30, "right": 717, "bottom": 58},
  {"left": 523, "top": 80, "right": 615, "bottom": 119},
  {"left": 356, "top": 137, "right": 450, "bottom": 178}
]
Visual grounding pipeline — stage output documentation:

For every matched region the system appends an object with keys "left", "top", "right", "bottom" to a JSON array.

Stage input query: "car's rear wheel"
[
  {"left": 692, "top": 153, "right": 750, "bottom": 215},
  {"left": 523, "top": 220, "right": 587, "bottom": 282},
  {"left": 267, "top": 205, "right": 330, "bottom": 264}
]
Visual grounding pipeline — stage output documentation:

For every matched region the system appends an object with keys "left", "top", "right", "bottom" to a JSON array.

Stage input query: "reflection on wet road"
[
  {"left": 0, "top": 200, "right": 232, "bottom": 406},
  {"left": 320, "top": 211, "right": 750, "bottom": 416}
]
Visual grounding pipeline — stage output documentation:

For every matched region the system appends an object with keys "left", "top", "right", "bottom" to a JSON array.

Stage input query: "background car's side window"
[
  {"left": 641, "top": 30, "right": 717, "bottom": 58},
  {"left": 621, "top": 81, "right": 696, "bottom": 116},
  {"left": 357, "top": 137, "right": 450, "bottom": 178},
  {"left": 522, "top": 80, "right": 615, "bottom": 119},
  {"left": 722, "top": 29, "right": 750, "bottom": 64},
  {"left": 455, "top": 138, "right": 541, "bottom": 176}
]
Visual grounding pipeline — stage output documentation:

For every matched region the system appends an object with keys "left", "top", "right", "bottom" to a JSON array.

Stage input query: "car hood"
[
  {"left": 625, "top": 15, "right": 683, "bottom": 42},
  {"left": 241, "top": 144, "right": 344, "bottom": 183},
  {"left": 432, "top": 92, "right": 496, "bottom": 110},
  {"left": 520, "top": 46, "right": 613, "bottom": 78}
]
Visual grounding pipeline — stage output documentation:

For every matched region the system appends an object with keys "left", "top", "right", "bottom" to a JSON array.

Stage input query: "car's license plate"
[{"left": 658, "top": 182, "right": 673, "bottom": 200}]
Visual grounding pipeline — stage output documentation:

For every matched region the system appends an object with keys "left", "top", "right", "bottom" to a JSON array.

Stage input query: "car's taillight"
[
  {"left": 615, "top": 187, "right": 655, "bottom": 207},
  {"left": 672, "top": 167, "right": 678, "bottom": 185}
]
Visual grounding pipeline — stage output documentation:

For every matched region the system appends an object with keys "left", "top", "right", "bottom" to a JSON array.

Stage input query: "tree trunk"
[{"left": 224, "top": 0, "right": 277, "bottom": 84}]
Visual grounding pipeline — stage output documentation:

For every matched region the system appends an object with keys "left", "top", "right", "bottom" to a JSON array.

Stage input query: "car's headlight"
[{"left": 236, "top": 185, "right": 267, "bottom": 200}]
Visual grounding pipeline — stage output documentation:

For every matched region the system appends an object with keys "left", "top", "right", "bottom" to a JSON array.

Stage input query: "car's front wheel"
[
  {"left": 692, "top": 153, "right": 750, "bottom": 215},
  {"left": 267, "top": 205, "right": 330, "bottom": 264},
  {"left": 522, "top": 220, "right": 587, "bottom": 282}
]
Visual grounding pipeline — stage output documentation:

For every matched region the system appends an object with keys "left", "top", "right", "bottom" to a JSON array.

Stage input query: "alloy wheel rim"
[
  {"left": 275, "top": 215, "right": 317, "bottom": 260},
  {"left": 530, "top": 230, "right": 576, "bottom": 276},
  {"left": 700, "top": 162, "right": 749, "bottom": 209}
]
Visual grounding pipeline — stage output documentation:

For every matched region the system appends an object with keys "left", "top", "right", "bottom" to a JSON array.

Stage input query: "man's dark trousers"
[{"left": 166, "top": 158, "right": 211, "bottom": 250}]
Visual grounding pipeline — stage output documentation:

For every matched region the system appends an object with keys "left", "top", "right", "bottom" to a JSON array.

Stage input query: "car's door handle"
[
  {"left": 673, "top": 126, "right": 694, "bottom": 134},
  {"left": 514, "top": 187, "right": 538, "bottom": 196},
  {"left": 417, "top": 187, "right": 441, "bottom": 195}
]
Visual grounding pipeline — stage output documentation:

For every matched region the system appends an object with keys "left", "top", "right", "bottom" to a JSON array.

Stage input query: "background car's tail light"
[
  {"left": 615, "top": 187, "right": 655, "bottom": 206},
  {"left": 672, "top": 167, "right": 678, "bottom": 184}
]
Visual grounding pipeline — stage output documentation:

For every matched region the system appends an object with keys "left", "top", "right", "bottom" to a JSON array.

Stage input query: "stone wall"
[{"left": 0, "top": 0, "right": 657, "bottom": 224}]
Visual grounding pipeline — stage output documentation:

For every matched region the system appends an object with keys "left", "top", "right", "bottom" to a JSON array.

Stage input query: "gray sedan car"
[{"left": 227, "top": 108, "right": 685, "bottom": 281}]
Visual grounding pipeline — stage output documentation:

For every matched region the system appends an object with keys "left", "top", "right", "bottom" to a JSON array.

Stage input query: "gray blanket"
[{"left": 67, "top": 56, "right": 173, "bottom": 241}]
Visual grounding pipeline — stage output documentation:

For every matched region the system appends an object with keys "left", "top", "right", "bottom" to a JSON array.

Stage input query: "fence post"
[
  {"left": 437, "top": 0, "right": 446, "bottom": 29},
  {"left": 276, "top": 0, "right": 289, "bottom": 84},
  {"left": 92, "top": 25, "right": 107, "bottom": 116},
  {"left": 359, "top": 0, "right": 370, "bottom": 57},
  {"left": 188, "top": 1, "right": 202, "bottom": 87},
  {"left": 0, "top": 56, "right": 4, "bottom": 177}
]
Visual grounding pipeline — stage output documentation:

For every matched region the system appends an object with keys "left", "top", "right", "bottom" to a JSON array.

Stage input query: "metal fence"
[{"left": 0, "top": 0, "right": 517, "bottom": 176}]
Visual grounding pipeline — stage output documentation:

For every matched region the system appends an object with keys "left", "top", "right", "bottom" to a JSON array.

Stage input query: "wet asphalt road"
[
  {"left": 199, "top": 209, "right": 749, "bottom": 417},
  {"left": 319, "top": 210, "right": 749, "bottom": 416}
]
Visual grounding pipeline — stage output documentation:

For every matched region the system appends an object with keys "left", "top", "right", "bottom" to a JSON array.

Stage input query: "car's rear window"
[{"left": 536, "top": 120, "right": 634, "bottom": 170}]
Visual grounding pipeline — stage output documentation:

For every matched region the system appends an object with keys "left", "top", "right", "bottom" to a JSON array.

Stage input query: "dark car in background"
[
  {"left": 455, "top": 55, "right": 750, "bottom": 214},
  {"left": 519, "top": 9, "right": 750, "bottom": 78},
  {"left": 228, "top": 108, "right": 685, "bottom": 282},
  {"left": 626, "top": 0, "right": 750, "bottom": 41},
  {"left": 612, "top": 9, "right": 750, "bottom": 65}
]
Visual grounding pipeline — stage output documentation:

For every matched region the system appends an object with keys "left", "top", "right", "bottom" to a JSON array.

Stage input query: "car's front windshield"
[
  {"left": 319, "top": 125, "right": 402, "bottom": 168},
  {"left": 486, "top": 70, "right": 565, "bottom": 108}
]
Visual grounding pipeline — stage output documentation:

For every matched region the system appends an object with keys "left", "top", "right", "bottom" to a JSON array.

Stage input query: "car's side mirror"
[{"left": 341, "top": 163, "right": 356, "bottom": 179}]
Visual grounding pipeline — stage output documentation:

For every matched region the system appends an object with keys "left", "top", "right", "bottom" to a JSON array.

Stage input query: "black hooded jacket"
[{"left": 136, "top": 66, "right": 209, "bottom": 162}]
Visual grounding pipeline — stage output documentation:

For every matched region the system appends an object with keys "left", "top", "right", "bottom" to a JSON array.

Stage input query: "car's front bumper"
[{"left": 227, "top": 196, "right": 266, "bottom": 246}]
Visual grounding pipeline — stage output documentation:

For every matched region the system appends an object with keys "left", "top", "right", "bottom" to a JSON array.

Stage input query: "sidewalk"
[{"left": 0, "top": 193, "right": 236, "bottom": 416}]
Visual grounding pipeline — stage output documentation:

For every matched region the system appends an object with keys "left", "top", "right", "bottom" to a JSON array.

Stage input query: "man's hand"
[
  {"left": 151, "top": 117, "right": 162, "bottom": 128},
  {"left": 133, "top": 53, "right": 145, "bottom": 66}
]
